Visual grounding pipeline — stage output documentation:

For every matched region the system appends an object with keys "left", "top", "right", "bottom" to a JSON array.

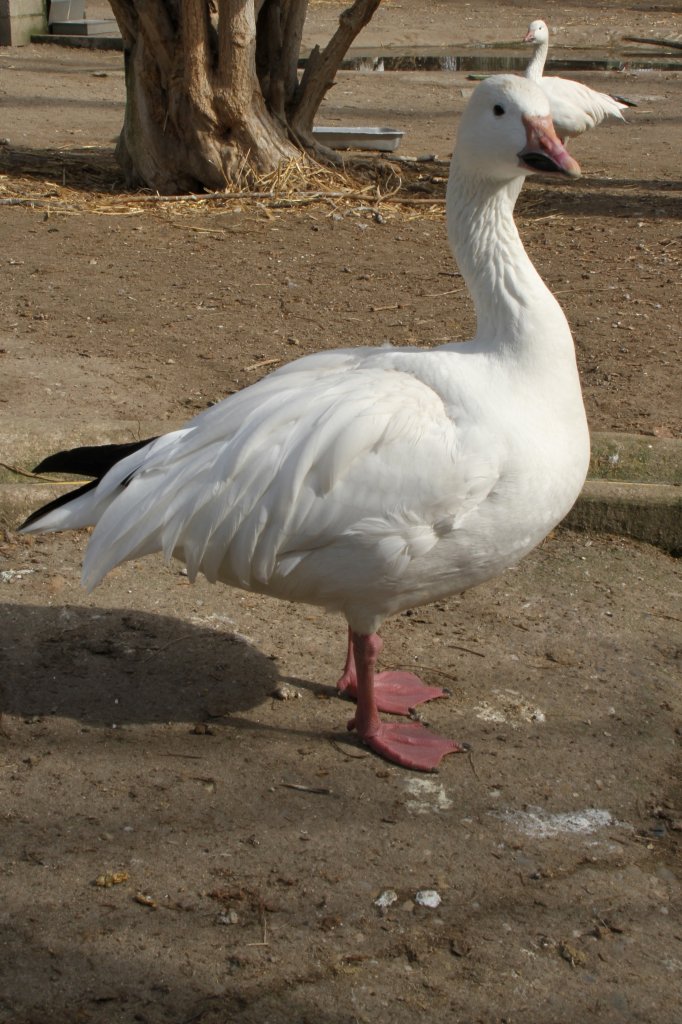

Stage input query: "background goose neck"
[{"left": 525, "top": 40, "right": 548, "bottom": 82}]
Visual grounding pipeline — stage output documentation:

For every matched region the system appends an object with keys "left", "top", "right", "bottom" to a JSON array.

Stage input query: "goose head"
[
  {"left": 454, "top": 75, "right": 580, "bottom": 182},
  {"left": 524, "top": 19, "right": 549, "bottom": 46}
]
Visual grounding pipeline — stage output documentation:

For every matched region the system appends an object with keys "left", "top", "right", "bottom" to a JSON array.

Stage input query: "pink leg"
[
  {"left": 346, "top": 631, "right": 465, "bottom": 771},
  {"left": 336, "top": 626, "right": 450, "bottom": 716}
]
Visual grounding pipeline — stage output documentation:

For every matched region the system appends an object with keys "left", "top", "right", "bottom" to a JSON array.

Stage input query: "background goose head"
[
  {"left": 524, "top": 19, "right": 550, "bottom": 46},
  {"left": 454, "top": 76, "right": 580, "bottom": 183}
]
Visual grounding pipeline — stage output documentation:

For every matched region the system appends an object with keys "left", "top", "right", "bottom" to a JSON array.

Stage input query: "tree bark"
[{"left": 107, "top": 0, "right": 382, "bottom": 193}]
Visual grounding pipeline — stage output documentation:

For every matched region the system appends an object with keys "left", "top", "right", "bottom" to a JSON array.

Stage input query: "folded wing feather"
[{"left": 74, "top": 349, "right": 500, "bottom": 600}]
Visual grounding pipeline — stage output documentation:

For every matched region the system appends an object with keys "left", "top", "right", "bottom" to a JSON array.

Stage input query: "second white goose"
[{"left": 524, "top": 19, "right": 630, "bottom": 141}]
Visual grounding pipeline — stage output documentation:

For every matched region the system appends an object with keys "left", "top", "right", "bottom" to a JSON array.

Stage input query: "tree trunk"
[
  {"left": 289, "top": 0, "right": 381, "bottom": 142},
  {"left": 108, "top": 0, "right": 382, "bottom": 194}
]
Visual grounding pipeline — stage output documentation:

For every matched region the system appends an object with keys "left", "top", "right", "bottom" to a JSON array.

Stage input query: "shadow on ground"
[{"left": 1, "top": 602, "right": 281, "bottom": 726}]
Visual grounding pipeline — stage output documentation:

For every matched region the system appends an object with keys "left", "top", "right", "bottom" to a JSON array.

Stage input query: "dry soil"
[{"left": 0, "top": 3, "right": 681, "bottom": 1023}]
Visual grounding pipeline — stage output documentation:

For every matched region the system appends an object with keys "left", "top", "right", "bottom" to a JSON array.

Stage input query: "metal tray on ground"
[{"left": 312, "top": 126, "right": 404, "bottom": 152}]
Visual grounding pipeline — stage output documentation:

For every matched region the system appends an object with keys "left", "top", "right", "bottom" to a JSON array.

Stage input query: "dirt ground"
[{"left": 1, "top": 2, "right": 681, "bottom": 1023}]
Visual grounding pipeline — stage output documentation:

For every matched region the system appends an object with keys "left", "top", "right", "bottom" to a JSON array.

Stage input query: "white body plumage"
[{"left": 22, "top": 76, "right": 590, "bottom": 641}]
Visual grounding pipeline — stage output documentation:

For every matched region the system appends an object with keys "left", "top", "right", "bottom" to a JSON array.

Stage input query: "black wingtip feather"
[
  {"left": 19, "top": 479, "right": 100, "bottom": 531},
  {"left": 20, "top": 435, "right": 158, "bottom": 533},
  {"left": 33, "top": 437, "right": 158, "bottom": 477},
  {"left": 611, "top": 94, "right": 638, "bottom": 108}
]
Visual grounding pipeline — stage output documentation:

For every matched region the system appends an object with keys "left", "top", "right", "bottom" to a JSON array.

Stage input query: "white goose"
[
  {"left": 524, "top": 19, "right": 629, "bottom": 141},
  {"left": 20, "top": 76, "right": 590, "bottom": 772}
]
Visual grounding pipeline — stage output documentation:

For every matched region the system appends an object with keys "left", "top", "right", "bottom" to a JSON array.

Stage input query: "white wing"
[
  {"left": 77, "top": 347, "right": 501, "bottom": 612},
  {"left": 541, "top": 77, "right": 627, "bottom": 137}
]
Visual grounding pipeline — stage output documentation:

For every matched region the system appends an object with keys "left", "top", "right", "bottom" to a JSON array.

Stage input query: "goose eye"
[{"left": 493, "top": 104, "right": 505, "bottom": 117}]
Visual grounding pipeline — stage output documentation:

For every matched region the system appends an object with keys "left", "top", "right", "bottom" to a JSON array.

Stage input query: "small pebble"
[
  {"left": 271, "top": 684, "right": 301, "bottom": 701},
  {"left": 218, "top": 909, "right": 239, "bottom": 925},
  {"left": 415, "top": 889, "right": 441, "bottom": 909}
]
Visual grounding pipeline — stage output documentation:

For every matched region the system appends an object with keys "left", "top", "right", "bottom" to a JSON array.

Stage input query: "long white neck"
[
  {"left": 445, "top": 162, "right": 571, "bottom": 360},
  {"left": 525, "top": 37, "right": 548, "bottom": 82}
]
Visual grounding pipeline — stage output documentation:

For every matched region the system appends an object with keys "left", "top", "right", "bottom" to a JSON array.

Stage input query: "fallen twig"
[
  {"left": 622, "top": 34, "right": 682, "bottom": 50},
  {"left": 280, "top": 782, "right": 333, "bottom": 795},
  {"left": 467, "top": 748, "right": 480, "bottom": 780},
  {"left": 140, "top": 634, "right": 195, "bottom": 663},
  {"left": 159, "top": 752, "right": 204, "bottom": 760},
  {"left": 0, "top": 461, "right": 87, "bottom": 484},
  {"left": 447, "top": 643, "right": 486, "bottom": 658},
  {"left": 243, "top": 357, "right": 281, "bottom": 372}
]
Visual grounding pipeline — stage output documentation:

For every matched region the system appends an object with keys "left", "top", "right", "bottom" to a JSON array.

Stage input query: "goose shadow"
[
  {"left": 521, "top": 177, "right": 682, "bottom": 219},
  {"left": 0, "top": 600, "right": 334, "bottom": 729}
]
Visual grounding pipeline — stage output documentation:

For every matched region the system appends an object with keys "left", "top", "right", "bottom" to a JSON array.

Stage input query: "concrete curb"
[
  {"left": 565, "top": 480, "right": 680, "bottom": 555},
  {"left": 1, "top": 429, "right": 680, "bottom": 554}
]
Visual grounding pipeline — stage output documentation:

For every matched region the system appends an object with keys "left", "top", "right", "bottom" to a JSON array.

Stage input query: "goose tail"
[
  {"left": 610, "top": 94, "right": 638, "bottom": 109},
  {"left": 18, "top": 436, "right": 157, "bottom": 534}
]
